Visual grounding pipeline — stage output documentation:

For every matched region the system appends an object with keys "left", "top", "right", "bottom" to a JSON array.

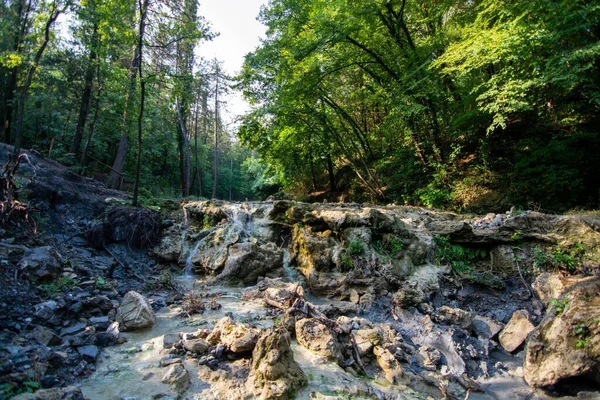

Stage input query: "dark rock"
[
  {"left": 77, "top": 345, "right": 99, "bottom": 361},
  {"left": 162, "top": 333, "right": 180, "bottom": 349},
  {"left": 89, "top": 316, "right": 110, "bottom": 330},
  {"left": 18, "top": 246, "right": 63, "bottom": 282},
  {"left": 60, "top": 322, "right": 87, "bottom": 337},
  {"left": 47, "top": 351, "right": 68, "bottom": 368},
  {"left": 95, "top": 332, "right": 117, "bottom": 347},
  {"left": 31, "top": 326, "right": 61, "bottom": 346}
]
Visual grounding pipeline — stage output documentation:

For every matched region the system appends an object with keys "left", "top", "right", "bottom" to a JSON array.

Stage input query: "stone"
[
  {"left": 373, "top": 345, "right": 403, "bottom": 384},
  {"left": 12, "top": 386, "right": 85, "bottom": 400},
  {"left": 352, "top": 328, "right": 381, "bottom": 356},
  {"left": 95, "top": 332, "right": 117, "bottom": 347},
  {"left": 31, "top": 326, "right": 61, "bottom": 346},
  {"left": 152, "top": 229, "right": 183, "bottom": 262},
  {"left": 77, "top": 345, "right": 100, "bottom": 361},
  {"left": 183, "top": 338, "right": 209, "bottom": 354},
  {"left": 246, "top": 329, "right": 307, "bottom": 399},
  {"left": 220, "top": 325, "right": 261, "bottom": 353},
  {"left": 417, "top": 345, "right": 441, "bottom": 371},
  {"left": 532, "top": 272, "right": 567, "bottom": 306},
  {"left": 349, "top": 289, "right": 360, "bottom": 304},
  {"left": 206, "top": 317, "right": 233, "bottom": 345},
  {"left": 47, "top": 351, "right": 68, "bottom": 368},
  {"left": 18, "top": 246, "right": 62, "bottom": 282},
  {"left": 89, "top": 316, "right": 110, "bottom": 330},
  {"left": 60, "top": 322, "right": 87, "bottom": 337},
  {"left": 264, "top": 283, "right": 303, "bottom": 310},
  {"left": 295, "top": 318, "right": 342, "bottom": 361},
  {"left": 524, "top": 278, "right": 600, "bottom": 387},
  {"left": 159, "top": 355, "right": 182, "bottom": 368},
  {"left": 499, "top": 310, "right": 535, "bottom": 352},
  {"left": 161, "top": 364, "right": 190, "bottom": 394},
  {"left": 437, "top": 306, "right": 473, "bottom": 330},
  {"left": 86, "top": 295, "right": 114, "bottom": 313},
  {"left": 472, "top": 315, "right": 503, "bottom": 339},
  {"left": 163, "top": 333, "right": 180, "bottom": 349},
  {"left": 392, "top": 264, "right": 443, "bottom": 308},
  {"left": 215, "top": 242, "right": 284, "bottom": 285},
  {"left": 116, "top": 291, "right": 156, "bottom": 331},
  {"left": 33, "top": 301, "right": 59, "bottom": 324}
]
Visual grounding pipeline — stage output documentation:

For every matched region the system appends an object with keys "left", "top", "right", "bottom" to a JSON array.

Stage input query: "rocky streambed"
[{"left": 2, "top": 150, "right": 600, "bottom": 400}]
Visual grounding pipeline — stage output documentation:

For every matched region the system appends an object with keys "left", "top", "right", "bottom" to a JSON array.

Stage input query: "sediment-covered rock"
[
  {"left": 295, "top": 317, "right": 342, "bottom": 361},
  {"left": 18, "top": 246, "right": 62, "bottom": 282},
  {"left": 247, "top": 329, "right": 307, "bottom": 400},
  {"left": 116, "top": 291, "right": 156, "bottom": 330},
  {"left": 524, "top": 278, "right": 600, "bottom": 387},
  {"left": 499, "top": 310, "right": 535, "bottom": 353}
]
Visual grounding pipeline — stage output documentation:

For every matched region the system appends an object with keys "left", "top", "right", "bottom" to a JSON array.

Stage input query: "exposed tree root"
[{"left": 0, "top": 153, "right": 37, "bottom": 233}]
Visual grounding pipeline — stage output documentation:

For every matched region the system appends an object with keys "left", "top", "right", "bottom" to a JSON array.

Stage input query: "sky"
[{"left": 197, "top": 0, "right": 268, "bottom": 127}]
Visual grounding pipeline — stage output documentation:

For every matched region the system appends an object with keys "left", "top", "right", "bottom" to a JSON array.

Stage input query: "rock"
[
  {"left": 31, "top": 326, "right": 61, "bottom": 346},
  {"left": 524, "top": 278, "right": 600, "bottom": 387},
  {"left": 47, "top": 351, "right": 68, "bottom": 368},
  {"left": 33, "top": 301, "right": 59, "bottom": 324},
  {"left": 161, "top": 364, "right": 190, "bottom": 394},
  {"left": 12, "top": 386, "right": 85, "bottom": 400},
  {"left": 77, "top": 345, "right": 99, "bottom": 361},
  {"left": 206, "top": 317, "right": 233, "bottom": 345},
  {"left": 163, "top": 333, "right": 180, "bottom": 349},
  {"left": 349, "top": 289, "right": 360, "bottom": 304},
  {"left": 264, "top": 283, "right": 303, "bottom": 310},
  {"left": 417, "top": 345, "right": 441, "bottom": 371},
  {"left": 472, "top": 315, "right": 503, "bottom": 339},
  {"left": 532, "top": 272, "right": 567, "bottom": 306},
  {"left": 159, "top": 355, "right": 182, "bottom": 367},
  {"left": 220, "top": 325, "right": 261, "bottom": 353},
  {"left": 18, "top": 246, "right": 62, "bottom": 282},
  {"left": 437, "top": 306, "right": 473, "bottom": 330},
  {"left": 89, "top": 316, "right": 110, "bottom": 330},
  {"left": 393, "top": 264, "right": 443, "bottom": 307},
  {"left": 95, "top": 332, "right": 117, "bottom": 347},
  {"left": 215, "top": 242, "right": 284, "bottom": 285},
  {"left": 499, "top": 310, "right": 535, "bottom": 352},
  {"left": 295, "top": 318, "right": 341, "bottom": 361},
  {"left": 183, "top": 338, "right": 209, "bottom": 354},
  {"left": 60, "top": 322, "right": 87, "bottom": 337},
  {"left": 152, "top": 228, "right": 183, "bottom": 262},
  {"left": 247, "top": 329, "right": 307, "bottom": 399},
  {"left": 116, "top": 291, "right": 156, "bottom": 331},
  {"left": 85, "top": 295, "right": 114, "bottom": 314},
  {"left": 352, "top": 328, "right": 381, "bottom": 356},
  {"left": 373, "top": 345, "right": 403, "bottom": 384}
]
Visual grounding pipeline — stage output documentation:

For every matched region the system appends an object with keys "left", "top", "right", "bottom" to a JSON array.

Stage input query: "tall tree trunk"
[
  {"left": 106, "top": 47, "right": 139, "bottom": 189},
  {"left": 72, "top": 19, "right": 99, "bottom": 156},
  {"left": 211, "top": 64, "right": 219, "bottom": 199},
  {"left": 14, "top": 0, "right": 64, "bottom": 151},
  {"left": 176, "top": 98, "right": 191, "bottom": 196},
  {"left": 326, "top": 153, "right": 336, "bottom": 192},
  {"left": 79, "top": 71, "right": 102, "bottom": 175},
  {"left": 192, "top": 90, "right": 203, "bottom": 196},
  {"left": 132, "top": 0, "right": 149, "bottom": 207}
]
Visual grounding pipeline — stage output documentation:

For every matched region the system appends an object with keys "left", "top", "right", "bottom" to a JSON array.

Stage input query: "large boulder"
[
  {"left": 295, "top": 318, "right": 342, "bottom": 361},
  {"left": 18, "top": 246, "right": 62, "bottom": 282},
  {"left": 152, "top": 227, "right": 182, "bottom": 262},
  {"left": 116, "top": 291, "right": 156, "bottom": 330},
  {"left": 264, "top": 283, "right": 304, "bottom": 310},
  {"left": 220, "top": 324, "right": 261, "bottom": 354},
  {"left": 247, "top": 329, "right": 307, "bottom": 400},
  {"left": 215, "top": 242, "right": 284, "bottom": 285},
  {"left": 524, "top": 278, "right": 600, "bottom": 387},
  {"left": 499, "top": 310, "right": 535, "bottom": 353},
  {"left": 12, "top": 386, "right": 85, "bottom": 400},
  {"left": 161, "top": 364, "right": 190, "bottom": 394}
]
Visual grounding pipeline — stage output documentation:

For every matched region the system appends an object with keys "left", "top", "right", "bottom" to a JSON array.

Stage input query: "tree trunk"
[
  {"left": 13, "top": 0, "right": 64, "bottom": 151},
  {"left": 176, "top": 98, "right": 191, "bottom": 197},
  {"left": 211, "top": 64, "right": 219, "bottom": 199},
  {"left": 326, "top": 153, "right": 336, "bottom": 192},
  {"left": 132, "top": 0, "right": 149, "bottom": 207},
  {"left": 72, "top": 20, "right": 99, "bottom": 156}
]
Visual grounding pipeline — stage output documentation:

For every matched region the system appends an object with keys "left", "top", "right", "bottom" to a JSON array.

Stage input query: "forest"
[{"left": 1, "top": 0, "right": 600, "bottom": 212}]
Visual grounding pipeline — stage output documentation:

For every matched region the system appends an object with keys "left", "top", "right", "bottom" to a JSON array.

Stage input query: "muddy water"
[{"left": 78, "top": 273, "right": 555, "bottom": 400}]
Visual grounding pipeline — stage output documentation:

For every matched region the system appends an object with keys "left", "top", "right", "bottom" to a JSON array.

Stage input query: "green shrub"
[
  {"left": 347, "top": 238, "right": 365, "bottom": 255},
  {"left": 434, "top": 235, "right": 487, "bottom": 274}
]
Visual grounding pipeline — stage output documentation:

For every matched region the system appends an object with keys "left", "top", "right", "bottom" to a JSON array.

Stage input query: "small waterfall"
[
  {"left": 222, "top": 203, "right": 254, "bottom": 239},
  {"left": 282, "top": 250, "right": 303, "bottom": 284}
]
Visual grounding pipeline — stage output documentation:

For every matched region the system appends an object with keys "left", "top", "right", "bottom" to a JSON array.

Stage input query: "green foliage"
[
  {"left": 340, "top": 252, "right": 353, "bottom": 271},
  {"left": 347, "top": 238, "right": 365, "bottom": 256},
  {"left": 0, "top": 380, "right": 40, "bottom": 397},
  {"left": 40, "top": 277, "right": 77, "bottom": 297},
  {"left": 202, "top": 214, "right": 211, "bottom": 230},
  {"left": 511, "top": 230, "right": 522, "bottom": 241},
  {"left": 532, "top": 244, "right": 585, "bottom": 273},
  {"left": 434, "top": 235, "right": 487, "bottom": 274},
  {"left": 551, "top": 298, "right": 569, "bottom": 314}
]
